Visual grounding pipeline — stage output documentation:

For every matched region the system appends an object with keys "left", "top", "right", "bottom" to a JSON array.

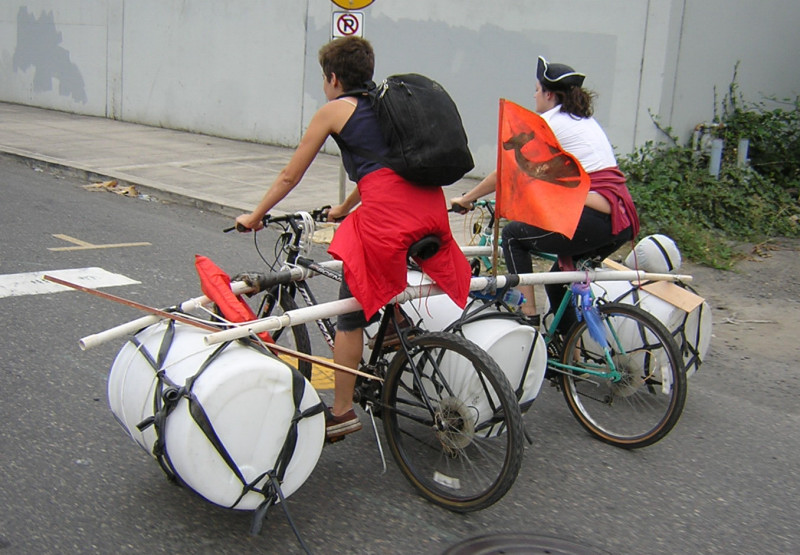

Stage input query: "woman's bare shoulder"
[{"left": 314, "top": 97, "right": 357, "bottom": 134}]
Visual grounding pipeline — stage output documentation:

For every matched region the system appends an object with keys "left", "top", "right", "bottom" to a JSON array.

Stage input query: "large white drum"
[
  {"left": 108, "top": 321, "right": 325, "bottom": 510},
  {"left": 591, "top": 278, "right": 712, "bottom": 377},
  {"left": 365, "top": 272, "right": 548, "bottom": 419},
  {"left": 409, "top": 295, "right": 548, "bottom": 409},
  {"left": 624, "top": 234, "right": 682, "bottom": 274}
]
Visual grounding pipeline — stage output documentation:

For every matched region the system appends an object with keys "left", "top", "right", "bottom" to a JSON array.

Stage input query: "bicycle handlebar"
[
  {"left": 450, "top": 198, "right": 495, "bottom": 216},
  {"left": 262, "top": 206, "right": 331, "bottom": 225},
  {"left": 223, "top": 205, "right": 332, "bottom": 233}
]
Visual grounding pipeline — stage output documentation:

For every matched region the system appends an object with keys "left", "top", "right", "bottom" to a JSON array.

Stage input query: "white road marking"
[{"left": 0, "top": 268, "right": 140, "bottom": 298}]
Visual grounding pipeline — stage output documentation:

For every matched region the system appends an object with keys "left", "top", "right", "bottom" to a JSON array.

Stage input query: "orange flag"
[{"left": 496, "top": 99, "right": 590, "bottom": 239}]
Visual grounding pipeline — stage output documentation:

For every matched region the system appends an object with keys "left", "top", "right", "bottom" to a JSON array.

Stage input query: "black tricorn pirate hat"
[{"left": 536, "top": 56, "right": 586, "bottom": 91}]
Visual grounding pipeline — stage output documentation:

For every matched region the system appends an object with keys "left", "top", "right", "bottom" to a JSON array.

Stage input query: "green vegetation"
[{"left": 619, "top": 66, "right": 799, "bottom": 269}]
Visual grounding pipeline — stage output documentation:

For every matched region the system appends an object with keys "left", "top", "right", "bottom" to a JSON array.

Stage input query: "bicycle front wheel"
[
  {"left": 259, "top": 285, "right": 313, "bottom": 380},
  {"left": 559, "top": 302, "right": 686, "bottom": 448},
  {"left": 382, "top": 332, "right": 525, "bottom": 512}
]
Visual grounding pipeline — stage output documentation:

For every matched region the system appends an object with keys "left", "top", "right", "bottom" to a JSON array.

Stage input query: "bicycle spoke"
[
  {"left": 382, "top": 332, "right": 524, "bottom": 512},
  {"left": 560, "top": 303, "right": 686, "bottom": 448}
]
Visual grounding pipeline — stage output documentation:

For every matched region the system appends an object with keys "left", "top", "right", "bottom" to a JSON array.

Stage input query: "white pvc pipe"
[
  {"left": 737, "top": 138, "right": 749, "bottom": 168},
  {"left": 203, "top": 269, "right": 692, "bottom": 345},
  {"left": 204, "top": 297, "right": 363, "bottom": 345},
  {"left": 81, "top": 255, "right": 693, "bottom": 350},
  {"left": 267, "top": 261, "right": 692, "bottom": 289},
  {"left": 79, "top": 281, "right": 253, "bottom": 350},
  {"left": 490, "top": 270, "right": 692, "bottom": 287},
  {"left": 709, "top": 138, "right": 723, "bottom": 177},
  {"left": 460, "top": 246, "right": 494, "bottom": 257}
]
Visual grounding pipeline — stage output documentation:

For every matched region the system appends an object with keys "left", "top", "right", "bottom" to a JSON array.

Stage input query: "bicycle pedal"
[{"left": 325, "top": 435, "right": 347, "bottom": 445}]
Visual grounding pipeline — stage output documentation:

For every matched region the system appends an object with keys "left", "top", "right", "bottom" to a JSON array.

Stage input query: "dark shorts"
[{"left": 336, "top": 278, "right": 380, "bottom": 332}]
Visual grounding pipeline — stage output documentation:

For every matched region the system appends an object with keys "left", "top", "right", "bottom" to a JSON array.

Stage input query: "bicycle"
[
  {"left": 226, "top": 208, "right": 526, "bottom": 512},
  {"left": 451, "top": 200, "right": 687, "bottom": 448}
]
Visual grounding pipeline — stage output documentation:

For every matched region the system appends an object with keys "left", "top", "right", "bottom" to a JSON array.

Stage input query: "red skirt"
[{"left": 328, "top": 168, "right": 471, "bottom": 319}]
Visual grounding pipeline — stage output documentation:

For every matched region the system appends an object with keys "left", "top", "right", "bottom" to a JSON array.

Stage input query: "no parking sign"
[{"left": 332, "top": 11, "right": 364, "bottom": 38}]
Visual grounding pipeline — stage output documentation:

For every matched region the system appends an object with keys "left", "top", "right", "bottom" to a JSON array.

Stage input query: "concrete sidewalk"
[{"left": 0, "top": 101, "right": 480, "bottom": 241}]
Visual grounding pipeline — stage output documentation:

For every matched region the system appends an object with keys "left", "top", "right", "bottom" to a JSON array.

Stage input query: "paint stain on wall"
[{"left": 12, "top": 7, "right": 87, "bottom": 103}]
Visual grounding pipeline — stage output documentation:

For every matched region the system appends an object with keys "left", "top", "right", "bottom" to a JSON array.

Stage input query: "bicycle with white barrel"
[
  {"left": 456, "top": 200, "right": 704, "bottom": 447},
  {"left": 222, "top": 208, "right": 526, "bottom": 513},
  {"left": 66, "top": 207, "right": 526, "bottom": 547}
]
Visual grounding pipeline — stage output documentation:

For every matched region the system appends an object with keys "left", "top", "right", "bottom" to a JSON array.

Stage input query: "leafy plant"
[{"left": 619, "top": 65, "right": 800, "bottom": 269}]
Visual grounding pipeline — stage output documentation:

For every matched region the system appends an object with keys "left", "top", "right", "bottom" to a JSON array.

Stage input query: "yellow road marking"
[
  {"left": 311, "top": 362, "right": 336, "bottom": 390},
  {"left": 49, "top": 234, "right": 151, "bottom": 251},
  {"left": 278, "top": 354, "right": 336, "bottom": 390}
]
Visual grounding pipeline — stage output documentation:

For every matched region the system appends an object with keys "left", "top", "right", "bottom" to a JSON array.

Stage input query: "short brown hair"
[{"left": 318, "top": 37, "right": 375, "bottom": 91}]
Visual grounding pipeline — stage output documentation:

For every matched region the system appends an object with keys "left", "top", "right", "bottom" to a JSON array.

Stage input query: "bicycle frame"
[
  {"left": 542, "top": 285, "right": 624, "bottom": 383},
  {"left": 459, "top": 201, "right": 627, "bottom": 383},
  {"left": 250, "top": 211, "right": 441, "bottom": 404}
]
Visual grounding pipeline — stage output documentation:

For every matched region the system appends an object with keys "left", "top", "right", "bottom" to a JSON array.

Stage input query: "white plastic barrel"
[
  {"left": 108, "top": 321, "right": 325, "bottom": 509},
  {"left": 409, "top": 294, "right": 548, "bottom": 408},
  {"left": 624, "top": 234, "right": 682, "bottom": 274},
  {"left": 364, "top": 272, "right": 547, "bottom": 430},
  {"left": 591, "top": 278, "right": 712, "bottom": 377}
]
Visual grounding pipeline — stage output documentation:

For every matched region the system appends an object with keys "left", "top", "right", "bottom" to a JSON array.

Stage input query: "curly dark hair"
[
  {"left": 543, "top": 83, "right": 596, "bottom": 119},
  {"left": 318, "top": 37, "right": 375, "bottom": 91}
]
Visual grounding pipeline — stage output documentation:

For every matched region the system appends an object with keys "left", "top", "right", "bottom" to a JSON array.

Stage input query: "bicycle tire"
[
  {"left": 558, "top": 302, "right": 686, "bottom": 449},
  {"left": 259, "top": 285, "right": 313, "bottom": 380},
  {"left": 381, "top": 331, "right": 525, "bottom": 512}
]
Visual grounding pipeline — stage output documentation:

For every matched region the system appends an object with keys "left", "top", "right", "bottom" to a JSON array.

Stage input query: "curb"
[{"left": 2, "top": 150, "right": 247, "bottom": 219}]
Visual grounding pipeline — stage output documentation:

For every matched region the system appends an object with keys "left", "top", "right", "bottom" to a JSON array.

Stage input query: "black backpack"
[{"left": 344, "top": 73, "right": 474, "bottom": 187}]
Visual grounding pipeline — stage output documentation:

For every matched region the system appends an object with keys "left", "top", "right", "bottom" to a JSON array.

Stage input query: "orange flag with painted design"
[{"left": 495, "top": 99, "right": 590, "bottom": 239}]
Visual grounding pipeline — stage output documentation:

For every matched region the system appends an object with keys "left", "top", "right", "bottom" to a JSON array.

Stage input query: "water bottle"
[
  {"left": 502, "top": 289, "right": 526, "bottom": 308},
  {"left": 469, "top": 288, "right": 525, "bottom": 308}
]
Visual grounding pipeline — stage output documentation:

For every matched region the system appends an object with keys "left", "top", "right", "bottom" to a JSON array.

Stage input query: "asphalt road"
[{"left": 1, "top": 156, "right": 798, "bottom": 554}]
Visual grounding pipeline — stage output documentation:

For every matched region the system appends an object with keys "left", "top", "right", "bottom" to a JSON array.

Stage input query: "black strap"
[
  {"left": 625, "top": 284, "right": 698, "bottom": 370},
  {"left": 128, "top": 321, "right": 323, "bottom": 549},
  {"left": 337, "top": 80, "right": 376, "bottom": 99},
  {"left": 247, "top": 364, "right": 323, "bottom": 545},
  {"left": 647, "top": 235, "right": 675, "bottom": 271},
  {"left": 514, "top": 332, "right": 540, "bottom": 400},
  {"left": 185, "top": 342, "right": 250, "bottom": 489},
  {"left": 131, "top": 320, "right": 183, "bottom": 482}
]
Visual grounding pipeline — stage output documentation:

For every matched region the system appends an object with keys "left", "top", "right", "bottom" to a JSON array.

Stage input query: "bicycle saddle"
[{"left": 408, "top": 235, "right": 441, "bottom": 261}]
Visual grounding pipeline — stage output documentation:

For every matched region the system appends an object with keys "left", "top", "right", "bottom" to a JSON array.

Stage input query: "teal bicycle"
[{"left": 455, "top": 200, "right": 686, "bottom": 448}]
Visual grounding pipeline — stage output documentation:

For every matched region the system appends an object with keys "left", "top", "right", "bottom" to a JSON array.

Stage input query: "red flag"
[{"left": 496, "top": 99, "right": 590, "bottom": 239}]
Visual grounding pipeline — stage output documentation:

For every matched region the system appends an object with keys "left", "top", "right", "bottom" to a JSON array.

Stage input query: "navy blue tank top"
[{"left": 331, "top": 96, "right": 391, "bottom": 183}]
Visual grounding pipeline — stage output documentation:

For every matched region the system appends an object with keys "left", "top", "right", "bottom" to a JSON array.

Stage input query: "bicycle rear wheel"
[
  {"left": 258, "top": 285, "right": 313, "bottom": 380},
  {"left": 382, "top": 332, "right": 524, "bottom": 512},
  {"left": 559, "top": 302, "right": 686, "bottom": 448}
]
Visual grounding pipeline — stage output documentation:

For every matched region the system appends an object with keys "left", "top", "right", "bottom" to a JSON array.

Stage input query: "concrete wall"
[{"left": 2, "top": 0, "right": 799, "bottom": 177}]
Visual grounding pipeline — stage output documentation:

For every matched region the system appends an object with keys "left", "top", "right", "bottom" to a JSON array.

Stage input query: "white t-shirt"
[{"left": 540, "top": 106, "right": 617, "bottom": 173}]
